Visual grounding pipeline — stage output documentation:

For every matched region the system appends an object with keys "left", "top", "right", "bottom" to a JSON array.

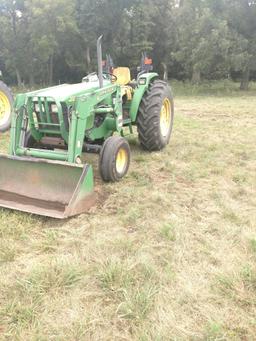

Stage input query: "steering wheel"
[
  {"left": 89, "top": 72, "right": 97, "bottom": 76},
  {"left": 103, "top": 72, "right": 117, "bottom": 82},
  {"left": 83, "top": 72, "right": 98, "bottom": 82}
]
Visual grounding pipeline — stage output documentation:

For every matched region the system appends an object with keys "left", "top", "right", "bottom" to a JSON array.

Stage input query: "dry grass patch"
[{"left": 0, "top": 93, "right": 255, "bottom": 340}]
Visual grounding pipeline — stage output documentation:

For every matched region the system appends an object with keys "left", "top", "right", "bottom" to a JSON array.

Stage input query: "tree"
[
  {"left": 224, "top": 0, "right": 256, "bottom": 90},
  {"left": 147, "top": 0, "right": 176, "bottom": 78},
  {"left": 27, "top": 0, "right": 78, "bottom": 85},
  {"left": 0, "top": 0, "right": 28, "bottom": 85},
  {"left": 75, "top": 0, "right": 154, "bottom": 73},
  {"left": 0, "top": 0, "right": 255, "bottom": 87},
  {"left": 0, "top": 0, "right": 78, "bottom": 85},
  {"left": 173, "top": 0, "right": 231, "bottom": 82}
]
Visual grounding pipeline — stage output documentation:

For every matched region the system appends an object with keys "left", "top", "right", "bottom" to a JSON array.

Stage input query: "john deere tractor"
[
  {"left": 0, "top": 36, "right": 174, "bottom": 218},
  {"left": 0, "top": 71, "right": 13, "bottom": 132}
]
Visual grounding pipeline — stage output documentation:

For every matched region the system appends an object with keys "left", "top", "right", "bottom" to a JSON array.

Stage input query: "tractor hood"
[{"left": 25, "top": 79, "right": 111, "bottom": 102}]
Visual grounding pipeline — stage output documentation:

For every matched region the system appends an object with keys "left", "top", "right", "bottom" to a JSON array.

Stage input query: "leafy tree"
[
  {"left": 224, "top": 0, "right": 256, "bottom": 89},
  {"left": 27, "top": 0, "right": 78, "bottom": 85},
  {"left": 76, "top": 0, "right": 154, "bottom": 73},
  {"left": 0, "top": 0, "right": 27, "bottom": 85},
  {"left": 146, "top": 0, "right": 176, "bottom": 78},
  {"left": 0, "top": 0, "right": 255, "bottom": 88},
  {"left": 173, "top": 0, "right": 231, "bottom": 82}
]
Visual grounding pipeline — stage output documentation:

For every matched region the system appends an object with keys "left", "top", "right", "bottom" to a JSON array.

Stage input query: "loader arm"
[
  {"left": 10, "top": 83, "right": 122, "bottom": 163},
  {"left": 1, "top": 83, "right": 123, "bottom": 218}
]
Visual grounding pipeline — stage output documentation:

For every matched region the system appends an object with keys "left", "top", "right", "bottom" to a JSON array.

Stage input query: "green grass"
[
  {"left": 0, "top": 86, "right": 256, "bottom": 340},
  {"left": 172, "top": 79, "right": 256, "bottom": 96}
]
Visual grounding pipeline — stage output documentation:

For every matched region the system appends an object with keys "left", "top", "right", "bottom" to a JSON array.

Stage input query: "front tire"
[
  {"left": 137, "top": 80, "right": 174, "bottom": 151},
  {"left": 0, "top": 81, "right": 13, "bottom": 132},
  {"left": 99, "top": 136, "right": 130, "bottom": 182}
]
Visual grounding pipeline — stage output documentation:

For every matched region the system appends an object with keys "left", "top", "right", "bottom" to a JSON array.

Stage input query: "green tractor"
[
  {"left": 0, "top": 37, "right": 174, "bottom": 218},
  {"left": 0, "top": 71, "right": 13, "bottom": 132}
]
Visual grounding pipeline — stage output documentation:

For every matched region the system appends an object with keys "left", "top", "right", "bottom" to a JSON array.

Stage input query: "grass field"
[{"left": 0, "top": 86, "right": 256, "bottom": 340}]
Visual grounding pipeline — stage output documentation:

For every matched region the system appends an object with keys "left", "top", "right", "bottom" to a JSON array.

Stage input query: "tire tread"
[{"left": 137, "top": 80, "right": 174, "bottom": 151}]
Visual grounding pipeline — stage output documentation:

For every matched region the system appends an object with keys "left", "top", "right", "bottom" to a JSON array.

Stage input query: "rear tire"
[
  {"left": 0, "top": 81, "right": 13, "bottom": 132},
  {"left": 137, "top": 80, "right": 174, "bottom": 151},
  {"left": 99, "top": 136, "right": 130, "bottom": 182}
]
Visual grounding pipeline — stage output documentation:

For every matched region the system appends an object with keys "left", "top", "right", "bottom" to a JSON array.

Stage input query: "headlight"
[{"left": 138, "top": 78, "right": 146, "bottom": 85}]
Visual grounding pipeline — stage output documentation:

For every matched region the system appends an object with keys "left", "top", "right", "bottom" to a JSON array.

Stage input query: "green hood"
[{"left": 25, "top": 80, "right": 111, "bottom": 102}]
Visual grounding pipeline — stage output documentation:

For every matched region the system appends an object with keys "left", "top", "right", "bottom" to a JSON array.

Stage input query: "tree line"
[{"left": 0, "top": 0, "right": 255, "bottom": 90}]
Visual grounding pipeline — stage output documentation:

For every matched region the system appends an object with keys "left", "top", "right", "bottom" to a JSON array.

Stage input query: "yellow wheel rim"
[
  {"left": 116, "top": 148, "right": 128, "bottom": 174},
  {"left": 160, "top": 98, "right": 171, "bottom": 137},
  {"left": 0, "top": 91, "right": 11, "bottom": 122}
]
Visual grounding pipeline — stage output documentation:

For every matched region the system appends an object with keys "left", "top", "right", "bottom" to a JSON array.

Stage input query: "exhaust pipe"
[{"left": 97, "top": 35, "right": 103, "bottom": 88}]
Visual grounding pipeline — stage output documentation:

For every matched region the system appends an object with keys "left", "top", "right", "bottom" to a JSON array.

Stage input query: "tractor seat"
[{"left": 113, "top": 67, "right": 131, "bottom": 85}]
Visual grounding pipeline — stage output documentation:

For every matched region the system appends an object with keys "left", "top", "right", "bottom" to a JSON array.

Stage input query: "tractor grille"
[{"left": 31, "top": 97, "right": 69, "bottom": 135}]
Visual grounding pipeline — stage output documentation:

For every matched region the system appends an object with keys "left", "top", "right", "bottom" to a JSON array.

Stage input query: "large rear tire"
[
  {"left": 0, "top": 81, "right": 13, "bottom": 132},
  {"left": 137, "top": 80, "right": 174, "bottom": 151},
  {"left": 99, "top": 136, "right": 130, "bottom": 182}
]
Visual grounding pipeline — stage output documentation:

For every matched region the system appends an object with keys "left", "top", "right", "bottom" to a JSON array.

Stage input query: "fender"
[{"left": 129, "top": 72, "right": 159, "bottom": 122}]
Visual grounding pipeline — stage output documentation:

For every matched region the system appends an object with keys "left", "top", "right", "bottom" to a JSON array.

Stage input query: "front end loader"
[{"left": 0, "top": 37, "right": 174, "bottom": 218}]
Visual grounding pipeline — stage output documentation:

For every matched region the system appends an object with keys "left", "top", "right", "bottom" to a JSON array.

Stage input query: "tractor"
[
  {"left": 0, "top": 36, "right": 174, "bottom": 218},
  {"left": 0, "top": 71, "right": 13, "bottom": 132}
]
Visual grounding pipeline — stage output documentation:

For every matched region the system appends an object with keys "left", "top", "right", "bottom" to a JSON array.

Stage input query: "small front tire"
[{"left": 99, "top": 136, "right": 130, "bottom": 182}]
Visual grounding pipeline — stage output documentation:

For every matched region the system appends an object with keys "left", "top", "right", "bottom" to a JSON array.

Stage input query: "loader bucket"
[{"left": 0, "top": 154, "right": 95, "bottom": 219}]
